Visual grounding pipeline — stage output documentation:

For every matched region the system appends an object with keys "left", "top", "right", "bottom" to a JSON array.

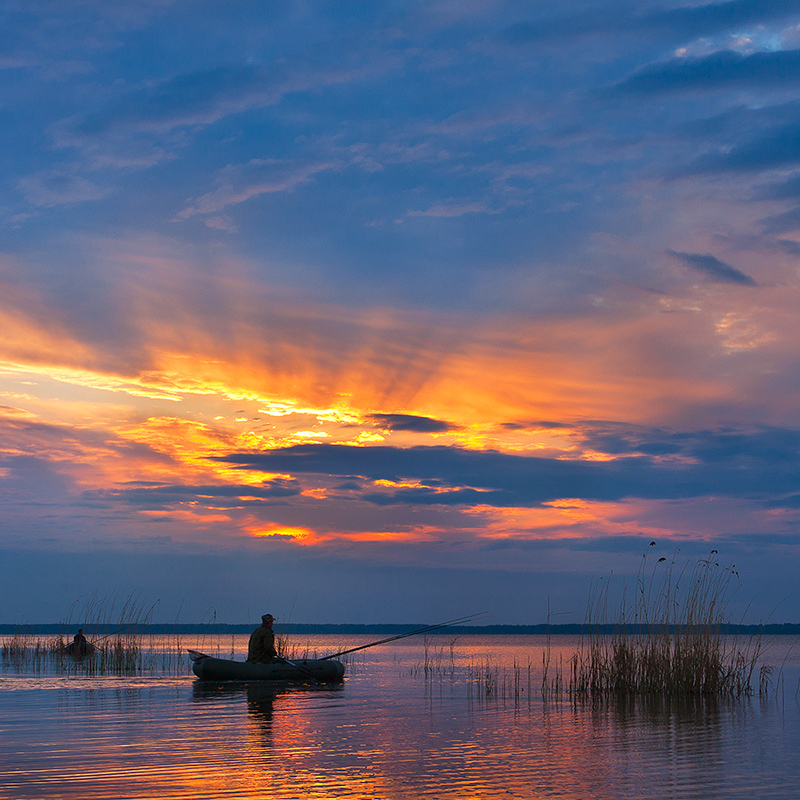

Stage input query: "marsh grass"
[
  {"left": 412, "top": 636, "right": 534, "bottom": 706},
  {"left": 1, "top": 593, "right": 178, "bottom": 676},
  {"left": 463, "top": 658, "right": 534, "bottom": 706},
  {"left": 423, "top": 636, "right": 458, "bottom": 677},
  {"left": 2, "top": 606, "right": 369, "bottom": 679},
  {"left": 408, "top": 550, "right": 772, "bottom": 703},
  {"left": 276, "top": 634, "right": 309, "bottom": 660},
  {"left": 543, "top": 548, "right": 768, "bottom": 699},
  {"left": 1, "top": 633, "right": 62, "bottom": 673}
]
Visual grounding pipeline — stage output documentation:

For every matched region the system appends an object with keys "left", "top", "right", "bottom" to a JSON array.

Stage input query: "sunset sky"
[{"left": 3, "top": 0, "right": 800, "bottom": 624}]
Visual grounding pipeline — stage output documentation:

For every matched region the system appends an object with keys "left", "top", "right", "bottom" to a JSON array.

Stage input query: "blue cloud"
[
  {"left": 501, "top": 0, "right": 800, "bottom": 46},
  {"left": 67, "top": 65, "right": 286, "bottom": 138},
  {"left": 368, "top": 413, "right": 457, "bottom": 433},
  {"left": 758, "top": 174, "right": 800, "bottom": 199},
  {"left": 681, "top": 123, "right": 800, "bottom": 174},
  {"left": 579, "top": 424, "right": 800, "bottom": 463},
  {"left": 216, "top": 433, "right": 800, "bottom": 508},
  {"left": 763, "top": 208, "right": 800, "bottom": 233},
  {"left": 614, "top": 49, "right": 800, "bottom": 95},
  {"left": 666, "top": 250, "right": 757, "bottom": 285},
  {"left": 83, "top": 479, "right": 302, "bottom": 510},
  {"left": 363, "top": 487, "right": 517, "bottom": 507}
]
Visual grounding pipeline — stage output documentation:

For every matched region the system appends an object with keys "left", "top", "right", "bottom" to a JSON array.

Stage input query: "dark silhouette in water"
[
  {"left": 247, "top": 614, "right": 277, "bottom": 663},
  {"left": 65, "top": 629, "right": 95, "bottom": 657},
  {"left": 246, "top": 682, "right": 280, "bottom": 742},
  {"left": 190, "top": 680, "right": 344, "bottom": 751}
]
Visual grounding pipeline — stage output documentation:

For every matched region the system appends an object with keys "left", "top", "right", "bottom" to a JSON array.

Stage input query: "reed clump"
[
  {"left": 1, "top": 632, "right": 28, "bottom": 661},
  {"left": 0, "top": 593, "right": 166, "bottom": 676},
  {"left": 422, "top": 636, "right": 458, "bottom": 677},
  {"left": 66, "top": 593, "right": 151, "bottom": 675},
  {"left": 546, "top": 547, "right": 766, "bottom": 699},
  {"left": 462, "top": 657, "right": 533, "bottom": 707}
]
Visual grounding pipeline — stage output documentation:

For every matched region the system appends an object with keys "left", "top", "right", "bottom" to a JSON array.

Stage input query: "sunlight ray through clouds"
[{"left": 3, "top": 0, "right": 800, "bottom": 621}]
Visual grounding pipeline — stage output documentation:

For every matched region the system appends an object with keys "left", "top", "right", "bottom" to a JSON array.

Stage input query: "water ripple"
[{"left": 1, "top": 635, "right": 799, "bottom": 799}]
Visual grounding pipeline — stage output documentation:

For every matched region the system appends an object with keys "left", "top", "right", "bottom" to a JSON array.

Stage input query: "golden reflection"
[
  {"left": 175, "top": 654, "right": 734, "bottom": 800},
  {"left": 3, "top": 625, "right": 768, "bottom": 799}
]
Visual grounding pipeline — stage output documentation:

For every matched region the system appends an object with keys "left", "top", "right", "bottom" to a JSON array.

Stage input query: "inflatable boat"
[{"left": 188, "top": 650, "right": 345, "bottom": 683}]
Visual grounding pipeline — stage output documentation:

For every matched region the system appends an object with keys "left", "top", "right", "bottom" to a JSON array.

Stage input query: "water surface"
[{"left": 1, "top": 634, "right": 799, "bottom": 799}]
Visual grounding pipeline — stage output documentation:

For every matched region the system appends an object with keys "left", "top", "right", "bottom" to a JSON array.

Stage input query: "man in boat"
[
  {"left": 73, "top": 629, "right": 90, "bottom": 652},
  {"left": 247, "top": 614, "right": 278, "bottom": 663},
  {"left": 69, "top": 629, "right": 91, "bottom": 656}
]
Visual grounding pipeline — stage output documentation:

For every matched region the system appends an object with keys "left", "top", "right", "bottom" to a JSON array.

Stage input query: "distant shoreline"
[{"left": 3, "top": 623, "right": 800, "bottom": 635}]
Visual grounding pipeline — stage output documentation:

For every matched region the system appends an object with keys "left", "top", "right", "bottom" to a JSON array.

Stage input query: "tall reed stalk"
[
  {"left": 0, "top": 593, "right": 165, "bottom": 676},
  {"left": 546, "top": 547, "right": 765, "bottom": 698}
]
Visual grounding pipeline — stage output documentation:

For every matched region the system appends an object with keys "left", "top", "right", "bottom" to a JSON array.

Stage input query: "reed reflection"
[
  {"left": 190, "top": 681, "right": 345, "bottom": 751},
  {"left": 2, "top": 636, "right": 796, "bottom": 800},
  {"left": 577, "top": 693, "right": 729, "bottom": 797}
]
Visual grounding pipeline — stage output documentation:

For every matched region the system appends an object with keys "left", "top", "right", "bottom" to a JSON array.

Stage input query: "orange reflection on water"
[{"left": 3, "top": 633, "right": 792, "bottom": 799}]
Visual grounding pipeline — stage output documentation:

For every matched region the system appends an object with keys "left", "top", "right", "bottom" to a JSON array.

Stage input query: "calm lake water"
[{"left": 1, "top": 634, "right": 799, "bottom": 799}]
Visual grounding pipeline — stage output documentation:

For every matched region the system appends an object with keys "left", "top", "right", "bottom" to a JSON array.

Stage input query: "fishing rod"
[
  {"left": 320, "top": 612, "right": 490, "bottom": 660},
  {"left": 276, "top": 655, "right": 320, "bottom": 682},
  {"left": 79, "top": 622, "right": 138, "bottom": 645}
]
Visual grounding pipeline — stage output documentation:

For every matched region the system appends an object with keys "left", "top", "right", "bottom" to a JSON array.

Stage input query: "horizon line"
[{"left": 3, "top": 622, "right": 799, "bottom": 634}]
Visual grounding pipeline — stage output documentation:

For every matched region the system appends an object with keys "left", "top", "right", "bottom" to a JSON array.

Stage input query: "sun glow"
[
  {"left": 0, "top": 265, "right": 796, "bottom": 555},
  {"left": 249, "top": 525, "right": 313, "bottom": 541}
]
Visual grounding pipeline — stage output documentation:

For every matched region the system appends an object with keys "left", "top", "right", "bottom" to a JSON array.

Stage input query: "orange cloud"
[
  {"left": 468, "top": 500, "right": 685, "bottom": 542},
  {"left": 248, "top": 525, "right": 314, "bottom": 542},
  {"left": 139, "top": 508, "right": 232, "bottom": 525},
  {"left": 1, "top": 236, "right": 798, "bottom": 555},
  {"left": 5, "top": 234, "right": 798, "bottom": 439}
]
